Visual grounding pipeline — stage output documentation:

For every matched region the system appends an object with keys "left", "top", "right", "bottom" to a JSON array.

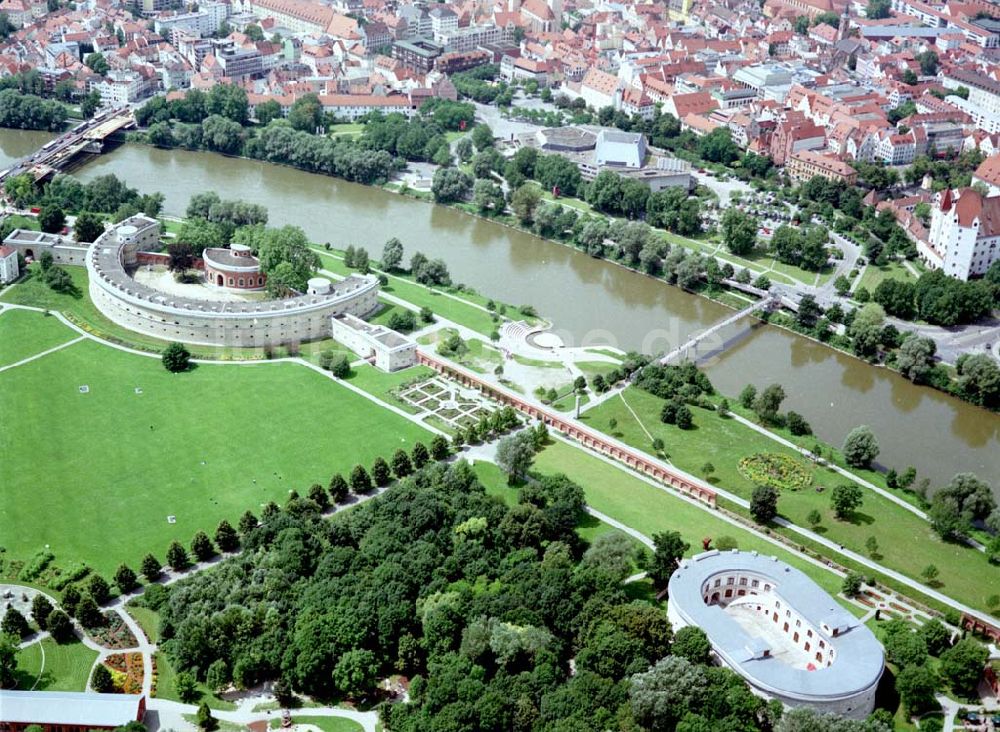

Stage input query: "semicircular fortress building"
[{"left": 668, "top": 550, "right": 884, "bottom": 720}]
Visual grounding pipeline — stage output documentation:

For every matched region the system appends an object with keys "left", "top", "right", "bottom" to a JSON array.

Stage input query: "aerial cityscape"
[{"left": 0, "top": 0, "right": 998, "bottom": 727}]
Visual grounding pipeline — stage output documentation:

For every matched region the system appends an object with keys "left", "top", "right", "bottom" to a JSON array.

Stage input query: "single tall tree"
[
  {"left": 644, "top": 531, "right": 690, "bottom": 586},
  {"left": 750, "top": 484, "right": 779, "bottom": 524}
]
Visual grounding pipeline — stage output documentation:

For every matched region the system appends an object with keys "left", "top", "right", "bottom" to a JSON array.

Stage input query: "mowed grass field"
[
  {"left": 15, "top": 638, "right": 98, "bottom": 692},
  {"left": 0, "top": 308, "right": 79, "bottom": 367},
  {"left": 0, "top": 320, "right": 432, "bottom": 576}
]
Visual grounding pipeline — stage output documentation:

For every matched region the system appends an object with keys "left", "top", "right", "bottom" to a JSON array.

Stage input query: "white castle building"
[
  {"left": 668, "top": 550, "right": 884, "bottom": 720},
  {"left": 922, "top": 187, "right": 1000, "bottom": 280}
]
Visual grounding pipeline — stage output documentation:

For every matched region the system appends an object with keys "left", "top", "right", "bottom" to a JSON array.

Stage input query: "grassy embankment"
[{"left": 580, "top": 386, "right": 1000, "bottom": 615}]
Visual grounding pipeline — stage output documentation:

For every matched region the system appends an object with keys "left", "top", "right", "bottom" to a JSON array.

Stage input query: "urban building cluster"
[{"left": 3, "top": 0, "right": 1000, "bottom": 278}]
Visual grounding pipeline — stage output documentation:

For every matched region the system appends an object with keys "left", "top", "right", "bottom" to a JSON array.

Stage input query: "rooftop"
[
  {"left": 0, "top": 690, "right": 144, "bottom": 726},
  {"left": 668, "top": 550, "right": 884, "bottom": 701},
  {"left": 203, "top": 246, "right": 262, "bottom": 271}
]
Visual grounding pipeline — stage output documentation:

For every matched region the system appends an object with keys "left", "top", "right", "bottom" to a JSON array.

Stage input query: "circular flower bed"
[{"left": 738, "top": 453, "right": 812, "bottom": 491}]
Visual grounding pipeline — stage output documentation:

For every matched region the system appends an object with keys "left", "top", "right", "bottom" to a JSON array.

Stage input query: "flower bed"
[
  {"left": 104, "top": 652, "right": 143, "bottom": 694},
  {"left": 737, "top": 453, "right": 812, "bottom": 491},
  {"left": 88, "top": 612, "right": 138, "bottom": 649}
]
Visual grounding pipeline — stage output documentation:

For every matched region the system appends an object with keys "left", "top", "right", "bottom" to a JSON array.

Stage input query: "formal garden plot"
[
  {"left": 397, "top": 376, "right": 493, "bottom": 429},
  {"left": 103, "top": 652, "right": 144, "bottom": 694},
  {"left": 87, "top": 612, "right": 138, "bottom": 650},
  {"left": 738, "top": 453, "right": 813, "bottom": 491}
]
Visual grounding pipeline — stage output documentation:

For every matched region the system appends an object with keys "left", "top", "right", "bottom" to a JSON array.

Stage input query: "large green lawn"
[
  {"left": 0, "top": 337, "right": 432, "bottom": 576},
  {"left": 532, "top": 440, "right": 847, "bottom": 601},
  {"left": 15, "top": 638, "right": 98, "bottom": 692},
  {"left": 582, "top": 388, "right": 1000, "bottom": 613},
  {"left": 0, "top": 308, "right": 79, "bottom": 367}
]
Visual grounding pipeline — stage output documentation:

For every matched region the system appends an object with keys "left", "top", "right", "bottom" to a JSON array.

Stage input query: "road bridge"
[
  {"left": 660, "top": 293, "right": 778, "bottom": 364},
  {"left": 0, "top": 107, "right": 135, "bottom": 185}
]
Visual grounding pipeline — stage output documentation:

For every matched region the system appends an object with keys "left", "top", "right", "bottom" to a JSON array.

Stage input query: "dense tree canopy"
[
  {"left": 155, "top": 462, "right": 781, "bottom": 731},
  {"left": 0, "top": 88, "right": 67, "bottom": 131}
]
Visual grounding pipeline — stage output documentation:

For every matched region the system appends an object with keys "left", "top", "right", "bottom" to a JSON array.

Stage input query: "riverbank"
[{"left": 60, "top": 139, "right": 999, "bottom": 488}]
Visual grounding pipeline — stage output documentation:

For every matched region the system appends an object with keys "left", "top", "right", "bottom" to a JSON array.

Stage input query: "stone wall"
[
  {"left": 87, "top": 219, "right": 381, "bottom": 348},
  {"left": 89, "top": 275, "right": 379, "bottom": 348}
]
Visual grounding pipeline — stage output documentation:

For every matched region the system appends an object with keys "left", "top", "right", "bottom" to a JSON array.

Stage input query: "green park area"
[
  {"left": 581, "top": 387, "right": 1000, "bottom": 614},
  {"left": 312, "top": 248, "right": 518, "bottom": 336},
  {"left": 531, "top": 439, "right": 848, "bottom": 602},
  {"left": 0, "top": 315, "right": 432, "bottom": 577},
  {"left": 14, "top": 637, "right": 98, "bottom": 692},
  {"left": 0, "top": 265, "right": 282, "bottom": 360},
  {"left": 856, "top": 259, "right": 921, "bottom": 293},
  {"left": 153, "top": 651, "right": 236, "bottom": 711},
  {"left": 0, "top": 307, "right": 79, "bottom": 367}
]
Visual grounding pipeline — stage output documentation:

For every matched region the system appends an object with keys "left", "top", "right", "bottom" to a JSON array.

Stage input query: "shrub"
[
  {"left": 738, "top": 453, "right": 812, "bottom": 491},
  {"left": 18, "top": 550, "right": 54, "bottom": 582},
  {"left": 162, "top": 342, "right": 191, "bottom": 373}
]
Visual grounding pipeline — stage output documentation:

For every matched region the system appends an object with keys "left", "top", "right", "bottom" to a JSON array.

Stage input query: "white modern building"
[
  {"left": 523, "top": 126, "right": 692, "bottom": 190},
  {"left": 943, "top": 69, "right": 1000, "bottom": 135},
  {"left": 329, "top": 310, "right": 417, "bottom": 372},
  {"left": 668, "top": 551, "right": 884, "bottom": 720},
  {"left": 922, "top": 187, "right": 1000, "bottom": 280},
  {"left": 594, "top": 128, "right": 647, "bottom": 168}
]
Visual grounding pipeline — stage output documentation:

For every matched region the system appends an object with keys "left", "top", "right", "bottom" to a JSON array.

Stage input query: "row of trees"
[
  {"left": 5, "top": 172, "right": 164, "bottom": 222},
  {"left": 0, "top": 88, "right": 67, "bottom": 131}
]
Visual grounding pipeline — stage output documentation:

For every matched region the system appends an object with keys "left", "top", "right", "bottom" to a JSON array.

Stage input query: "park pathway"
[{"left": 0, "top": 333, "right": 85, "bottom": 373}]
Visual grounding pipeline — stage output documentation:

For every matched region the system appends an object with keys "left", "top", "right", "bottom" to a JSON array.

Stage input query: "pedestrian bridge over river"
[{"left": 660, "top": 292, "right": 780, "bottom": 364}]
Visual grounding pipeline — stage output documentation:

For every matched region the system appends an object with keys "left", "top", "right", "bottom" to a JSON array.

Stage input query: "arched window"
[
  {"left": 228, "top": 277, "right": 234, "bottom": 286},
  {"left": 239, "top": 278, "right": 244, "bottom": 287}
]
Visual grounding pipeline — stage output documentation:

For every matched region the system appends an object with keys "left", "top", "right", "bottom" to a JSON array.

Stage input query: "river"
[{"left": 2, "top": 131, "right": 996, "bottom": 489}]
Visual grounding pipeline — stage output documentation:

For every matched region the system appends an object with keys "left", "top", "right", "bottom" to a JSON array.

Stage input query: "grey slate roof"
[
  {"left": 0, "top": 690, "right": 143, "bottom": 726},
  {"left": 668, "top": 550, "right": 884, "bottom": 702}
]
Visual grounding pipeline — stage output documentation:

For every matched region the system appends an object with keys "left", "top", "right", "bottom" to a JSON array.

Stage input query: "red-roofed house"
[
  {"left": 973, "top": 155, "right": 1000, "bottom": 195},
  {"left": 662, "top": 91, "right": 718, "bottom": 120}
]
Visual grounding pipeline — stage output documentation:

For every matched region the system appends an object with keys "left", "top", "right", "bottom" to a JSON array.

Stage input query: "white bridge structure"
[{"left": 660, "top": 292, "right": 780, "bottom": 364}]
